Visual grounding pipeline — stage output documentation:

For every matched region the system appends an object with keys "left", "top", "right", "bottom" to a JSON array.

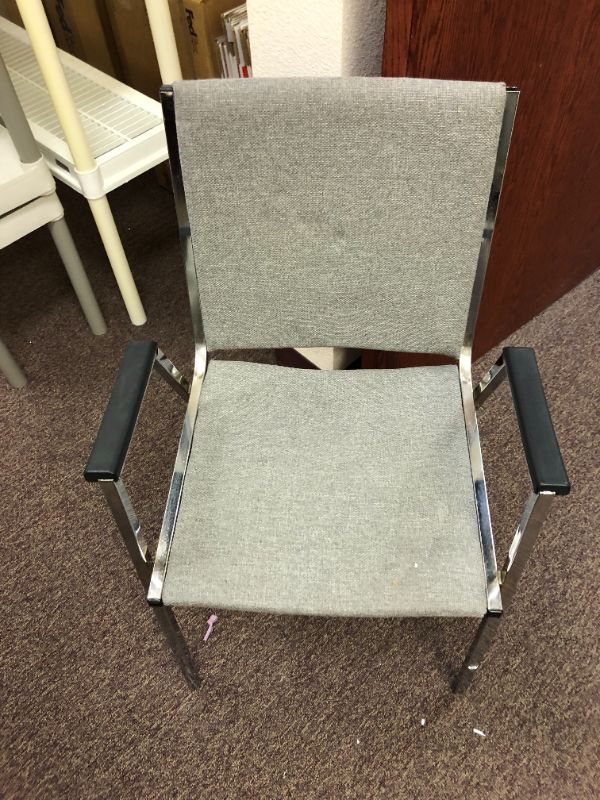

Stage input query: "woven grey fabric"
[
  {"left": 172, "top": 77, "right": 506, "bottom": 356},
  {"left": 163, "top": 361, "right": 486, "bottom": 617}
]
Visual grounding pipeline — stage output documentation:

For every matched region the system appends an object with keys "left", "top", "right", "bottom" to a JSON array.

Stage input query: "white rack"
[{"left": 0, "top": 17, "right": 167, "bottom": 195}]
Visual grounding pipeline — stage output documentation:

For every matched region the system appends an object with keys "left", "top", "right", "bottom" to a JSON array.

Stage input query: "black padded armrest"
[
  {"left": 503, "top": 347, "right": 570, "bottom": 495},
  {"left": 84, "top": 341, "right": 157, "bottom": 482}
]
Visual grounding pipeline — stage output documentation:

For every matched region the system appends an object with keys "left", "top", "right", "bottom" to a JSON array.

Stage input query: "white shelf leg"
[
  {"left": 0, "top": 338, "right": 27, "bottom": 388},
  {"left": 15, "top": 0, "right": 147, "bottom": 326},
  {"left": 48, "top": 215, "right": 107, "bottom": 335},
  {"left": 87, "top": 197, "right": 149, "bottom": 325},
  {"left": 145, "top": 0, "right": 183, "bottom": 83}
]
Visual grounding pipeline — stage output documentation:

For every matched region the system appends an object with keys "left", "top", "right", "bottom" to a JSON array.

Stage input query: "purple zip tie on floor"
[{"left": 203, "top": 614, "right": 218, "bottom": 642}]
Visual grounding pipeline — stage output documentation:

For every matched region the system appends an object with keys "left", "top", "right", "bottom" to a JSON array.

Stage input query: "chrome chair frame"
[{"left": 87, "top": 84, "right": 567, "bottom": 692}]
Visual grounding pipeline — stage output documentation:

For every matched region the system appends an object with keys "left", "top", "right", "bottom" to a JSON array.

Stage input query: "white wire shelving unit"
[{"left": 0, "top": 18, "right": 167, "bottom": 196}]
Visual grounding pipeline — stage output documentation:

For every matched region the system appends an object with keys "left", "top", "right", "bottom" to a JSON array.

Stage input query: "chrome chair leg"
[
  {"left": 152, "top": 605, "right": 200, "bottom": 689},
  {"left": 453, "top": 611, "right": 502, "bottom": 693},
  {"left": 453, "top": 491, "right": 556, "bottom": 693},
  {"left": 99, "top": 478, "right": 200, "bottom": 688}
]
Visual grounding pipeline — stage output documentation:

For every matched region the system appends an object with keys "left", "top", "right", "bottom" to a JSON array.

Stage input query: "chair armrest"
[
  {"left": 84, "top": 341, "right": 157, "bottom": 482},
  {"left": 503, "top": 347, "right": 570, "bottom": 495}
]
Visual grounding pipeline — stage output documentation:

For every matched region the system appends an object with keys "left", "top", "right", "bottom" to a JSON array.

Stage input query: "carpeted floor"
[{"left": 1, "top": 173, "right": 598, "bottom": 799}]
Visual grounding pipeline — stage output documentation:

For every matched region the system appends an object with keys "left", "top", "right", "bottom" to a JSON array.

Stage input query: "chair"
[
  {"left": 0, "top": 52, "right": 105, "bottom": 388},
  {"left": 84, "top": 78, "right": 569, "bottom": 691}
]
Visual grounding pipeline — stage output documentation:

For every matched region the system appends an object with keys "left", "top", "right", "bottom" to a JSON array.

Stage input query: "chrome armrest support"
[
  {"left": 86, "top": 342, "right": 202, "bottom": 689},
  {"left": 474, "top": 354, "right": 507, "bottom": 408},
  {"left": 99, "top": 478, "right": 153, "bottom": 586},
  {"left": 499, "top": 491, "right": 555, "bottom": 607},
  {"left": 154, "top": 348, "right": 190, "bottom": 400},
  {"left": 84, "top": 341, "right": 191, "bottom": 592}
]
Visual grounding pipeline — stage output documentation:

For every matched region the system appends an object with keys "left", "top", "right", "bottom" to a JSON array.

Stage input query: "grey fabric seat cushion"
[{"left": 163, "top": 361, "right": 486, "bottom": 617}]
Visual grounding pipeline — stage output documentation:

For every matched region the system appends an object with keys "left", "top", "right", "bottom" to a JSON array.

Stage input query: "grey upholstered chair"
[{"left": 85, "top": 78, "right": 569, "bottom": 691}]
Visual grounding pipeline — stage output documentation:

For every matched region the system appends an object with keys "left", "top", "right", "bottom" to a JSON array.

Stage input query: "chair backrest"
[{"left": 169, "top": 78, "right": 511, "bottom": 357}]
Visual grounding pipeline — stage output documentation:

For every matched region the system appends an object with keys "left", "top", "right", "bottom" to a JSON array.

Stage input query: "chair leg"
[
  {"left": 453, "top": 492, "right": 556, "bottom": 693},
  {"left": 99, "top": 478, "right": 200, "bottom": 688},
  {"left": 48, "top": 216, "right": 107, "bottom": 336},
  {"left": 453, "top": 611, "right": 502, "bottom": 693},
  {"left": 152, "top": 605, "right": 200, "bottom": 689},
  {"left": 0, "top": 337, "right": 27, "bottom": 388}
]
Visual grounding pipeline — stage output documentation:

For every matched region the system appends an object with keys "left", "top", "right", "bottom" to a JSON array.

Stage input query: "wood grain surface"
[{"left": 369, "top": 0, "right": 600, "bottom": 367}]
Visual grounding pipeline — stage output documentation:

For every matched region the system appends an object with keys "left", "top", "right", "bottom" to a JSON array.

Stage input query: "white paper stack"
[{"left": 216, "top": 4, "right": 252, "bottom": 78}]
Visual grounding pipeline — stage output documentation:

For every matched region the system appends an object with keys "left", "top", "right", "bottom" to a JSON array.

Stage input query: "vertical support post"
[
  {"left": 87, "top": 198, "right": 146, "bottom": 325},
  {"left": 500, "top": 491, "right": 555, "bottom": 606},
  {"left": 15, "top": 0, "right": 147, "bottom": 326},
  {"left": 453, "top": 491, "right": 555, "bottom": 693},
  {"left": 0, "top": 338, "right": 27, "bottom": 388},
  {"left": 0, "top": 52, "right": 40, "bottom": 164},
  {"left": 453, "top": 612, "right": 502, "bottom": 694},
  {"left": 99, "top": 479, "right": 199, "bottom": 688},
  {"left": 99, "top": 479, "right": 152, "bottom": 586},
  {"left": 48, "top": 218, "right": 107, "bottom": 335},
  {"left": 144, "top": 0, "right": 183, "bottom": 83}
]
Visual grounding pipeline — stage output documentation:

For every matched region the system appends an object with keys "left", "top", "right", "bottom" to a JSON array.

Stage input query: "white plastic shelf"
[
  {"left": 0, "top": 17, "right": 167, "bottom": 195},
  {"left": 0, "top": 126, "right": 54, "bottom": 216}
]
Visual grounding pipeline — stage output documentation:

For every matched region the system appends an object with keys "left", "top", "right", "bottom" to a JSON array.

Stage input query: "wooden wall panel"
[
  {"left": 374, "top": 0, "right": 600, "bottom": 363},
  {"left": 381, "top": 0, "right": 413, "bottom": 76}
]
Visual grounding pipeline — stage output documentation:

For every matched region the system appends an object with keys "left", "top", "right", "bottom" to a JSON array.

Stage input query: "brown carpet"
[{"left": 1, "top": 173, "right": 598, "bottom": 800}]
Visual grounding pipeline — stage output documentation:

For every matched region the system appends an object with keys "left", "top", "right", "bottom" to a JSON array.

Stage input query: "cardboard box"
[
  {"left": 106, "top": 0, "right": 195, "bottom": 99},
  {"left": 168, "top": 0, "right": 196, "bottom": 79},
  {"left": 42, "top": 0, "right": 122, "bottom": 78},
  {"left": 0, "top": 0, "right": 22, "bottom": 25},
  {"left": 181, "top": 0, "right": 242, "bottom": 79},
  {"left": 105, "top": 0, "right": 161, "bottom": 97}
]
